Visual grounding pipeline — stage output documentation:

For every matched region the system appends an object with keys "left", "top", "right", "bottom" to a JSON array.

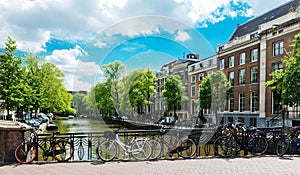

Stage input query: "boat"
[{"left": 46, "top": 123, "right": 58, "bottom": 130}]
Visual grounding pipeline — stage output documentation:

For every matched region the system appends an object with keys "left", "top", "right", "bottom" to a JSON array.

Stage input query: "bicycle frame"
[{"left": 114, "top": 133, "right": 133, "bottom": 153}]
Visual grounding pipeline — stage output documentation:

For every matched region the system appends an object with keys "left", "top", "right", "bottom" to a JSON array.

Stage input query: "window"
[
  {"left": 191, "top": 75, "right": 196, "bottom": 83},
  {"left": 208, "top": 60, "right": 213, "bottom": 66},
  {"left": 251, "top": 91, "right": 258, "bottom": 112},
  {"left": 250, "top": 32, "right": 259, "bottom": 39},
  {"left": 229, "top": 72, "right": 234, "bottom": 86},
  {"left": 229, "top": 56, "right": 234, "bottom": 68},
  {"left": 273, "top": 92, "right": 282, "bottom": 114},
  {"left": 273, "top": 41, "right": 284, "bottom": 56},
  {"left": 239, "top": 52, "right": 245, "bottom": 65},
  {"left": 239, "top": 93, "right": 245, "bottom": 112},
  {"left": 251, "top": 66, "right": 258, "bottom": 83},
  {"left": 191, "top": 86, "right": 196, "bottom": 97},
  {"left": 220, "top": 59, "right": 225, "bottom": 70},
  {"left": 272, "top": 62, "right": 283, "bottom": 72},
  {"left": 228, "top": 94, "right": 234, "bottom": 112},
  {"left": 239, "top": 69, "right": 245, "bottom": 85},
  {"left": 251, "top": 48, "right": 258, "bottom": 62},
  {"left": 190, "top": 65, "right": 195, "bottom": 72},
  {"left": 199, "top": 73, "right": 204, "bottom": 81}
]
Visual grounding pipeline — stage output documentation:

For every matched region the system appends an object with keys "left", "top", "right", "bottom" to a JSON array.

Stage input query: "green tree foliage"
[
  {"left": 0, "top": 37, "right": 26, "bottom": 116},
  {"left": 71, "top": 93, "right": 87, "bottom": 115},
  {"left": 162, "top": 75, "right": 187, "bottom": 116},
  {"left": 102, "top": 61, "right": 125, "bottom": 116},
  {"left": 266, "top": 33, "right": 300, "bottom": 106},
  {"left": 126, "top": 68, "right": 156, "bottom": 114},
  {"left": 0, "top": 37, "right": 75, "bottom": 119},
  {"left": 84, "top": 86, "right": 99, "bottom": 116},
  {"left": 198, "top": 76, "right": 212, "bottom": 110},
  {"left": 39, "top": 62, "right": 73, "bottom": 113},
  {"left": 199, "top": 70, "right": 231, "bottom": 112},
  {"left": 23, "top": 53, "right": 43, "bottom": 114},
  {"left": 94, "top": 81, "right": 116, "bottom": 117}
]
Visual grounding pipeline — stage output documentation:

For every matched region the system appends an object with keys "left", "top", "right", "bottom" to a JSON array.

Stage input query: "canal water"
[{"left": 50, "top": 117, "right": 120, "bottom": 133}]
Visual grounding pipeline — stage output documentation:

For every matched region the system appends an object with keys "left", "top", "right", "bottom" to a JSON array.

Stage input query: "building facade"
[
  {"left": 217, "top": 0, "right": 300, "bottom": 126},
  {"left": 153, "top": 54, "right": 199, "bottom": 120},
  {"left": 187, "top": 55, "right": 217, "bottom": 117}
]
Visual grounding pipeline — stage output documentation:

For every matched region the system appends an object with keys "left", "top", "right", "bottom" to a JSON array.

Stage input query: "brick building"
[
  {"left": 216, "top": 0, "right": 300, "bottom": 126},
  {"left": 153, "top": 54, "right": 199, "bottom": 120},
  {"left": 187, "top": 55, "right": 217, "bottom": 118}
]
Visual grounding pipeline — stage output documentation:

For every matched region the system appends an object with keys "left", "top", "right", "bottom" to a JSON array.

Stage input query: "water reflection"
[{"left": 50, "top": 118, "right": 119, "bottom": 133}]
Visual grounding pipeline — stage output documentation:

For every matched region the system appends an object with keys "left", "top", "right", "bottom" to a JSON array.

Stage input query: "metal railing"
[{"left": 34, "top": 126, "right": 289, "bottom": 162}]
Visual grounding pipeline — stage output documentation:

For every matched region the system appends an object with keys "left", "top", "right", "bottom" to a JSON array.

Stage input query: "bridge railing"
[{"left": 35, "top": 126, "right": 286, "bottom": 162}]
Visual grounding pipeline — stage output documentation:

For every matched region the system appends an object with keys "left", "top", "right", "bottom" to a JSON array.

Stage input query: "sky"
[{"left": 0, "top": 0, "right": 292, "bottom": 92}]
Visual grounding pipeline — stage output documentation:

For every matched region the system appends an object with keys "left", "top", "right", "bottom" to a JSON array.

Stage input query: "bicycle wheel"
[
  {"left": 97, "top": 140, "right": 117, "bottom": 162},
  {"left": 248, "top": 135, "right": 268, "bottom": 156},
  {"left": 149, "top": 139, "right": 162, "bottom": 160},
  {"left": 214, "top": 136, "right": 237, "bottom": 158},
  {"left": 130, "top": 139, "right": 152, "bottom": 161},
  {"left": 15, "top": 142, "right": 37, "bottom": 164},
  {"left": 276, "top": 136, "right": 289, "bottom": 157},
  {"left": 52, "top": 140, "right": 74, "bottom": 162},
  {"left": 177, "top": 138, "right": 197, "bottom": 158}
]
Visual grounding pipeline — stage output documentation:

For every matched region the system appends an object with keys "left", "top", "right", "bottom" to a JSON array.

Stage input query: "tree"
[
  {"left": 23, "top": 53, "right": 43, "bottom": 117},
  {"left": 141, "top": 66, "right": 156, "bottom": 113},
  {"left": 162, "top": 75, "right": 187, "bottom": 118},
  {"left": 126, "top": 68, "right": 156, "bottom": 115},
  {"left": 94, "top": 81, "right": 116, "bottom": 117},
  {"left": 71, "top": 93, "right": 87, "bottom": 116},
  {"left": 84, "top": 86, "right": 99, "bottom": 116},
  {"left": 266, "top": 33, "right": 300, "bottom": 106},
  {"left": 199, "top": 71, "right": 231, "bottom": 124},
  {"left": 198, "top": 76, "right": 212, "bottom": 110},
  {"left": 128, "top": 70, "right": 145, "bottom": 114},
  {"left": 36, "top": 62, "right": 73, "bottom": 114},
  {"left": 102, "top": 61, "right": 126, "bottom": 116},
  {"left": 0, "top": 37, "right": 26, "bottom": 118}
]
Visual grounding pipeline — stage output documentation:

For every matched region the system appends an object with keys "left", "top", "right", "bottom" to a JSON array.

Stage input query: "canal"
[{"left": 50, "top": 117, "right": 120, "bottom": 133}]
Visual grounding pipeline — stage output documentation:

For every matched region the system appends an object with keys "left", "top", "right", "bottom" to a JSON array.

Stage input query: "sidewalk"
[{"left": 1, "top": 156, "right": 300, "bottom": 175}]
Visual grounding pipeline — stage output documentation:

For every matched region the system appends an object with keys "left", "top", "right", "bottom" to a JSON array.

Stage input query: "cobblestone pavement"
[{"left": 1, "top": 156, "right": 300, "bottom": 175}]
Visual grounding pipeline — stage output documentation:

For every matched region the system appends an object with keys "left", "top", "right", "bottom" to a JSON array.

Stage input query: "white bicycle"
[{"left": 97, "top": 129, "right": 152, "bottom": 162}]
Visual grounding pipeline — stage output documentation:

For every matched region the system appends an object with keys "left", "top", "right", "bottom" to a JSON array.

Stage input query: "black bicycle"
[
  {"left": 214, "top": 122, "right": 268, "bottom": 158},
  {"left": 149, "top": 125, "right": 197, "bottom": 159},
  {"left": 15, "top": 129, "right": 74, "bottom": 164}
]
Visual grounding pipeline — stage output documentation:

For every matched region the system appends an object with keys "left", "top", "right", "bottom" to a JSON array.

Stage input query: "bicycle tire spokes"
[
  {"left": 130, "top": 140, "right": 152, "bottom": 161},
  {"left": 97, "top": 140, "right": 116, "bottom": 162},
  {"left": 52, "top": 141, "right": 74, "bottom": 162},
  {"left": 15, "top": 142, "right": 37, "bottom": 164}
]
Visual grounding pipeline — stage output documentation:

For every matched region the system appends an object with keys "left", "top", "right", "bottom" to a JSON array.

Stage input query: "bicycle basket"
[{"left": 104, "top": 131, "right": 116, "bottom": 140}]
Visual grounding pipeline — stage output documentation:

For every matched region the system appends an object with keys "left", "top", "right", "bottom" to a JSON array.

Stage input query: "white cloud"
[
  {"left": 175, "top": 30, "right": 191, "bottom": 42},
  {"left": 244, "top": 0, "right": 290, "bottom": 16},
  {"left": 93, "top": 40, "right": 108, "bottom": 48},
  {"left": 45, "top": 46, "right": 102, "bottom": 91},
  {"left": 0, "top": 0, "right": 291, "bottom": 51}
]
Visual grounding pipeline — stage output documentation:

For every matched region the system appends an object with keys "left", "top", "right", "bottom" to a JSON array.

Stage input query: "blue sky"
[{"left": 0, "top": 0, "right": 291, "bottom": 91}]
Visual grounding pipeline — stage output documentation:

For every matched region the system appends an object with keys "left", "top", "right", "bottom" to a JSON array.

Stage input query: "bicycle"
[
  {"left": 276, "top": 127, "right": 300, "bottom": 157},
  {"left": 149, "top": 125, "right": 197, "bottom": 159},
  {"left": 96, "top": 128, "right": 153, "bottom": 162},
  {"left": 15, "top": 129, "right": 75, "bottom": 164},
  {"left": 214, "top": 122, "right": 268, "bottom": 158}
]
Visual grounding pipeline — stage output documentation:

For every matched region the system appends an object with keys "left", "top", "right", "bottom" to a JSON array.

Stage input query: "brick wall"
[{"left": 0, "top": 122, "right": 32, "bottom": 163}]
